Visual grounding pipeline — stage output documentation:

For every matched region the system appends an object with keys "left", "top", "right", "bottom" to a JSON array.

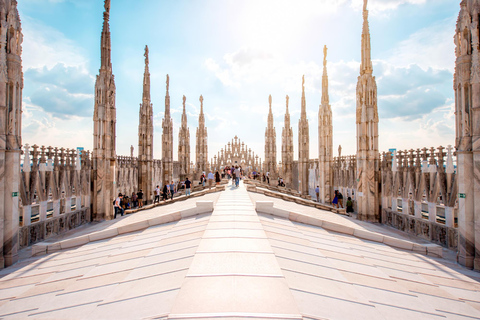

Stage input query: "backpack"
[{"left": 113, "top": 199, "right": 116, "bottom": 205}]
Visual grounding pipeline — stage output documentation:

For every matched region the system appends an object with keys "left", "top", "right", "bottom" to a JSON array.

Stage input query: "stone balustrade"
[{"left": 333, "top": 145, "right": 458, "bottom": 249}]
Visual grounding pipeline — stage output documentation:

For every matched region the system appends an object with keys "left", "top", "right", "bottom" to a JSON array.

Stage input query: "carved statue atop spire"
[
  {"left": 286, "top": 95, "right": 289, "bottom": 110},
  {"left": 363, "top": 0, "right": 368, "bottom": 12},
  {"left": 144, "top": 45, "right": 149, "bottom": 65},
  {"left": 105, "top": 0, "right": 111, "bottom": 13},
  {"left": 302, "top": 75, "right": 305, "bottom": 90},
  {"left": 183, "top": 95, "right": 186, "bottom": 108},
  {"left": 199, "top": 95, "right": 204, "bottom": 110},
  {"left": 269, "top": 94, "right": 272, "bottom": 108},
  {"left": 323, "top": 45, "right": 327, "bottom": 67},
  {"left": 166, "top": 74, "right": 169, "bottom": 93}
]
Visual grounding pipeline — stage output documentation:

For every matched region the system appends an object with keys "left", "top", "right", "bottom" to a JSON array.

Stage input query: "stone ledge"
[
  {"left": 247, "top": 181, "right": 345, "bottom": 215},
  {"left": 125, "top": 185, "right": 224, "bottom": 215},
  {"left": 255, "top": 201, "right": 443, "bottom": 258},
  {"left": 31, "top": 200, "right": 214, "bottom": 256}
]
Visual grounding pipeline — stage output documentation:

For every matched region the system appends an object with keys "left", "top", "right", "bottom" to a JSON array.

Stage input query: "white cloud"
[
  {"left": 385, "top": 17, "right": 456, "bottom": 72},
  {"left": 22, "top": 16, "right": 88, "bottom": 69}
]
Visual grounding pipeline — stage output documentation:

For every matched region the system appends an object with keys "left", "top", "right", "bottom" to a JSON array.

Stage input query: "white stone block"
[
  {"left": 47, "top": 242, "right": 61, "bottom": 252},
  {"left": 181, "top": 207, "right": 198, "bottom": 218},
  {"left": 196, "top": 201, "right": 214, "bottom": 213},
  {"left": 425, "top": 244, "right": 443, "bottom": 258},
  {"left": 117, "top": 220, "right": 149, "bottom": 234},
  {"left": 31, "top": 244, "right": 48, "bottom": 256},
  {"left": 382, "top": 236, "right": 414, "bottom": 251},
  {"left": 148, "top": 213, "right": 180, "bottom": 227},
  {"left": 255, "top": 201, "right": 274, "bottom": 214},
  {"left": 413, "top": 244, "right": 427, "bottom": 255},
  {"left": 271, "top": 207, "right": 290, "bottom": 219},
  {"left": 88, "top": 228, "right": 119, "bottom": 242},
  {"left": 60, "top": 235, "right": 90, "bottom": 250},
  {"left": 353, "top": 229, "right": 384, "bottom": 243},
  {"left": 322, "top": 221, "right": 354, "bottom": 235}
]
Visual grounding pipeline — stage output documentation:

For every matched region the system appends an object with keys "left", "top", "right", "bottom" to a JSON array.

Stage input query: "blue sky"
[{"left": 19, "top": 0, "right": 458, "bottom": 163}]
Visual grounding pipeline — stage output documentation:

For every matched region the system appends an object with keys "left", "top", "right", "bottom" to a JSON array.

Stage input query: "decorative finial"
[
  {"left": 286, "top": 95, "right": 289, "bottom": 108},
  {"left": 199, "top": 95, "right": 204, "bottom": 109},
  {"left": 323, "top": 45, "right": 327, "bottom": 67},
  {"left": 166, "top": 74, "right": 169, "bottom": 93},
  {"left": 183, "top": 95, "right": 186, "bottom": 107},
  {"left": 104, "top": 0, "right": 111, "bottom": 13},
  {"left": 144, "top": 45, "right": 149, "bottom": 65},
  {"left": 269, "top": 94, "right": 272, "bottom": 107},
  {"left": 363, "top": 0, "right": 368, "bottom": 12}
]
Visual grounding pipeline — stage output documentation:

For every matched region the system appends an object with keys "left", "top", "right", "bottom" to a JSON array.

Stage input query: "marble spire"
[
  {"left": 0, "top": 0, "right": 23, "bottom": 267},
  {"left": 282, "top": 95, "right": 294, "bottom": 188},
  {"left": 298, "top": 75, "right": 310, "bottom": 195},
  {"left": 93, "top": 0, "right": 116, "bottom": 221},
  {"left": 454, "top": 0, "right": 480, "bottom": 270},
  {"left": 138, "top": 45, "right": 153, "bottom": 203},
  {"left": 318, "top": 45, "right": 333, "bottom": 204},
  {"left": 162, "top": 74, "right": 173, "bottom": 185},
  {"left": 265, "top": 95, "right": 277, "bottom": 180},
  {"left": 356, "top": 0, "right": 379, "bottom": 222},
  {"left": 360, "top": 0, "right": 372, "bottom": 75},
  {"left": 178, "top": 95, "right": 190, "bottom": 180},
  {"left": 196, "top": 95, "right": 208, "bottom": 176}
]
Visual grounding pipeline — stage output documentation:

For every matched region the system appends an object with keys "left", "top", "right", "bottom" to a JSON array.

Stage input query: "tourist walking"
[
  {"left": 332, "top": 190, "right": 339, "bottom": 208},
  {"left": 137, "top": 189, "right": 144, "bottom": 208},
  {"left": 234, "top": 166, "right": 241, "bottom": 187},
  {"left": 315, "top": 186, "right": 320, "bottom": 202},
  {"left": 114, "top": 193, "right": 124, "bottom": 218},
  {"left": 208, "top": 171, "right": 214, "bottom": 188},
  {"left": 131, "top": 192, "right": 138, "bottom": 208},
  {"left": 185, "top": 177, "right": 192, "bottom": 196},
  {"left": 154, "top": 185, "right": 160, "bottom": 203},
  {"left": 169, "top": 181, "right": 175, "bottom": 200},
  {"left": 266, "top": 172, "right": 270, "bottom": 184},
  {"left": 215, "top": 171, "right": 221, "bottom": 185},
  {"left": 338, "top": 191, "right": 344, "bottom": 208},
  {"left": 346, "top": 197, "right": 354, "bottom": 216},
  {"left": 201, "top": 173, "right": 206, "bottom": 187},
  {"left": 162, "top": 184, "right": 169, "bottom": 201}
]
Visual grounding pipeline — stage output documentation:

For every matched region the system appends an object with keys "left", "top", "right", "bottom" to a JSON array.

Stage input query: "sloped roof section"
[{"left": 0, "top": 183, "right": 478, "bottom": 319}]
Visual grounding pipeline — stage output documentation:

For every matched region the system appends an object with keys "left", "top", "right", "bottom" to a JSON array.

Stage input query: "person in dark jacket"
[{"left": 162, "top": 184, "right": 168, "bottom": 201}]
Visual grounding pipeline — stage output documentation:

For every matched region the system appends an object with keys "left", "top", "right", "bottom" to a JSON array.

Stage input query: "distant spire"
[
  {"left": 322, "top": 45, "right": 329, "bottom": 106},
  {"left": 182, "top": 95, "right": 187, "bottom": 126},
  {"left": 165, "top": 74, "right": 170, "bottom": 117},
  {"left": 301, "top": 75, "right": 307, "bottom": 118},
  {"left": 268, "top": 95, "right": 273, "bottom": 128},
  {"left": 142, "top": 45, "right": 150, "bottom": 102},
  {"left": 360, "top": 0, "right": 373, "bottom": 75},
  {"left": 100, "top": 0, "right": 111, "bottom": 69}
]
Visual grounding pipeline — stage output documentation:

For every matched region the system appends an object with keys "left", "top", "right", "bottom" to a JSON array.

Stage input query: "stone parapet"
[
  {"left": 19, "top": 207, "right": 90, "bottom": 249},
  {"left": 382, "top": 208, "right": 457, "bottom": 250}
]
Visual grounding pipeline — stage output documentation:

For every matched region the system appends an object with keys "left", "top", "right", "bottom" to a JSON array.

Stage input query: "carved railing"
[
  {"left": 18, "top": 144, "right": 92, "bottom": 247},
  {"left": 333, "top": 146, "right": 458, "bottom": 249}
]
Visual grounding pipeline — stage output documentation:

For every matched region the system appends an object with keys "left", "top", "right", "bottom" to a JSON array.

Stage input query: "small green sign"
[
  {"left": 12, "top": 192, "right": 18, "bottom": 197},
  {"left": 459, "top": 193, "right": 466, "bottom": 199}
]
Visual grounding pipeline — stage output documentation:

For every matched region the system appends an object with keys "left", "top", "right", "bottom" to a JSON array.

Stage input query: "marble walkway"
[{"left": 0, "top": 182, "right": 479, "bottom": 319}]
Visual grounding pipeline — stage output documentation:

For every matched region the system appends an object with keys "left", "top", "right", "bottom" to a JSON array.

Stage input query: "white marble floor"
[{"left": 0, "top": 181, "right": 479, "bottom": 319}]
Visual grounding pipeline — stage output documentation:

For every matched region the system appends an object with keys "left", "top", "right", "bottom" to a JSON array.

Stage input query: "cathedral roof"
[{"left": 0, "top": 185, "right": 479, "bottom": 319}]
